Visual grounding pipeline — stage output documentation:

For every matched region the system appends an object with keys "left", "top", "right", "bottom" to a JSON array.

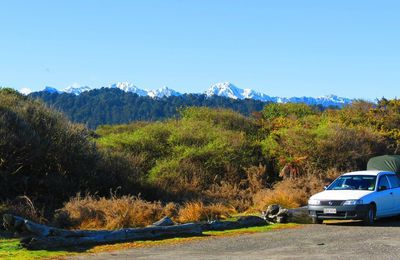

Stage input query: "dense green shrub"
[
  {"left": 96, "top": 107, "right": 266, "bottom": 199},
  {"left": 0, "top": 89, "right": 140, "bottom": 210},
  {"left": 262, "top": 103, "right": 319, "bottom": 121}
]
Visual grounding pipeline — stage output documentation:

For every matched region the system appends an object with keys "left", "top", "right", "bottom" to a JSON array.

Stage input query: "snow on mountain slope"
[
  {"left": 109, "top": 81, "right": 148, "bottom": 96},
  {"left": 148, "top": 86, "right": 181, "bottom": 98},
  {"left": 19, "top": 87, "right": 32, "bottom": 95},
  {"left": 38, "top": 81, "right": 352, "bottom": 107},
  {"left": 205, "top": 82, "right": 352, "bottom": 106},
  {"left": 63, "top": 85, "right": 92, "bottom": 95},
  {"left": 205, "top": 82, "right": 245, "bottom": 100},
  {"left": 205, "top": 82, "right": 276, "bottom": 102}
]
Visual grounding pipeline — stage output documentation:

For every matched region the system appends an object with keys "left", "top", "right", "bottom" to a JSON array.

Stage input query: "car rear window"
[{"left": 387, "top": 175, "right": 400, "bottom": 188}]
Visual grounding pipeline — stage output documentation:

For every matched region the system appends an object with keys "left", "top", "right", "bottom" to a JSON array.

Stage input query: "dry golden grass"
[
  {"left": 252, "top": 186, "right": 305, "bottom": 210},
  {"left": 55, "top": 194, "right": 235, "bottom": 230},
  {"left": 177, "top": 201, "right": 236, "bottom": 223},
  {"left": 55, "top": 194, "right": 177, "bottom": 230},
  {"left": 203, "top": 182, "right": 252, "bottom": 212}
]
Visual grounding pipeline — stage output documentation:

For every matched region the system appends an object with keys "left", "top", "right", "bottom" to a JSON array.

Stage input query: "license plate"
[{"left": 323, "top": 208, "right": 337, "bottom": 214}]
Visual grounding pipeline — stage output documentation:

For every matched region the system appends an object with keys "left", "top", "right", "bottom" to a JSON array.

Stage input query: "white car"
[{"left": 308, "top": 170, "right": 400, "bottom": 225}]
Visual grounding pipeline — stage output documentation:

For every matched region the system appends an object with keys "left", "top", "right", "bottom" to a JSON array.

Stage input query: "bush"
[
  {"left": 263, "top": 122, "right": 387, "bottom": 176},
  {"left": 180, "top": 107, "right": 260, "bottom": 135},
  {"left": 262, "top": 103, "right": 318, "bottom": 121},
  {"left": 0, "top": 89, "right": 95, "bottom": 207},
  {"left": 96, "top": 107, "right": 266, "bottom": 200},
  {"left": 0, "top": 89, "right": 140, "bottom": 211}
]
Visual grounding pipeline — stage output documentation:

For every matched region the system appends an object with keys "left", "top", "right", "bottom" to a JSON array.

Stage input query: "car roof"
[{"left": 342, "top": 170, "right": 395, "bottom": 176}]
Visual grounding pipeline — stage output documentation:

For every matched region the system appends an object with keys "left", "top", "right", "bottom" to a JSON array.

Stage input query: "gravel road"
[{"left": 72, "top": 218, "right": 400, "bottom": 260}]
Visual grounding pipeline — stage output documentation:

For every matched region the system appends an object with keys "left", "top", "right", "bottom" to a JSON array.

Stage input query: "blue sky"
[{"left": 0, "top": 0, "right": 399, "bottom": 99}]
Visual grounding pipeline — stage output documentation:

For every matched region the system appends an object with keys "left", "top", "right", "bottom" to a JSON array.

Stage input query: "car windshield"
[{"left": 327, "top": 175, "right": 377, "bottom": 191}]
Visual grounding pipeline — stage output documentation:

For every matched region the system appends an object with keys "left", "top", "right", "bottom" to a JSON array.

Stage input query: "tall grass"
[
  {"left": 177, "top": 202, "right": 236, "bottom": 223},
  {"left": 54, "top": 194, "right": 236, "bottom": 230}
]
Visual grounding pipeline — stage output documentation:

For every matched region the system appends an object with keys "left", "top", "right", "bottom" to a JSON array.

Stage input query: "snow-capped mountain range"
[
  {"left": 205, "top": 82, "right": 351, "bottom": 106},
  {"left": 35, "top": 81, "right": 352, "bottom": 107}
]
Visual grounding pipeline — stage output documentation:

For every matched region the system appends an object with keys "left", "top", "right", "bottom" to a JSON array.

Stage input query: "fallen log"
[
  {"left": 3, "top": 214, "right": 202, "bottom": 250},
  {"left": 201, "top": 216, "right": 268, "bottom": 231}
]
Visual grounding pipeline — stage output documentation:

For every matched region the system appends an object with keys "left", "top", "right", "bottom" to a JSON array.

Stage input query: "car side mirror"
[{"left": 378, "top": 185, "right": 387, "bottom": 191}]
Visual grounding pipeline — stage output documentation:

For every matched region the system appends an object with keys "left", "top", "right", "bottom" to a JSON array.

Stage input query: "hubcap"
[{"left": 369, "top": 209, "right": 374, "bottom": 222}]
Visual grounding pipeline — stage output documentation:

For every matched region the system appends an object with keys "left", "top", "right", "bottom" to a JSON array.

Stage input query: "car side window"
[
  {"left": 387, "top": 175, "right": 400, "bottom": 188},
  {"left": 378, "top": 175, "right": 390, "bottom": 190}
]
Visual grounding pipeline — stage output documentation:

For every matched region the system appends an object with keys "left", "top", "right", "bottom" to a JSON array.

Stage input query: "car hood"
[{"left": 310, "top": 190, "right": 374, "bottom": 201}]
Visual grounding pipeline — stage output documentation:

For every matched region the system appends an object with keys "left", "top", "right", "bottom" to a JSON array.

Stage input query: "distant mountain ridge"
[
  {"left": 204, "top": 82, "right": 352, "bottom": 107},
  {"left": 35, "top": 81, "right": 352, "bottom": 107},
  {"left": 57, "top": 81, "right": 182, "bottom": 99},
  {"left": 29, "top": 88, "right": 267, "bottom": 128}
]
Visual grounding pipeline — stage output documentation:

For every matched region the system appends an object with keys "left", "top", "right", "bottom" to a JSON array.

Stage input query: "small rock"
[{"left": 261, "top": 205, "right": 291, "bottom": 223}]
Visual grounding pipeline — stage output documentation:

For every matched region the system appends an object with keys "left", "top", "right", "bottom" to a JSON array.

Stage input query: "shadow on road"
[{"left": 324, "top": 216, "right": 400, "bottom": 227}]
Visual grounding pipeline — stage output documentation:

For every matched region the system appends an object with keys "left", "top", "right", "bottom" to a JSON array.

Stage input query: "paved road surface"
[{"left": 71, "top": 219, "right": 400, "bottom": 259}]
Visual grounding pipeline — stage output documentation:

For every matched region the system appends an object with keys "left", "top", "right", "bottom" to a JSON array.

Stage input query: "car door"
[
  {"left": 374, "top": 175, "right": 395, "bottom": 217},
  {"left": 386, "top": 174, "right": 400, "bottom": 214}
]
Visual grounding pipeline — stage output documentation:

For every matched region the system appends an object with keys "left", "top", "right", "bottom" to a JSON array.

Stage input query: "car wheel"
[
  {"left": 363, "top": 204, "right": 375, "bottom": 225},
  {"left": 312, "top": 217, "right": 323, "bottom": 224}
]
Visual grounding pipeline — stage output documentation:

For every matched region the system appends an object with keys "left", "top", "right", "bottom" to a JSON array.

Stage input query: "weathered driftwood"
[
  {"left": 2, "top": 214, "right": 273, "bottom": 250},
  {"left": 201, "top": 216, "right": 267, "bottom": 231},
  {"left": 3, "top": 214, "right": 202, "bottom": 250},
  {"left": 151, "top": 216, "right": 175, "bottom": 227}
]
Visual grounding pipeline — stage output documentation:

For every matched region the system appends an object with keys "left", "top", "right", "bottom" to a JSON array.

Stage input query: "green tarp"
[{"left": 367, "top": 155, "right": 400, "bottom": 174}]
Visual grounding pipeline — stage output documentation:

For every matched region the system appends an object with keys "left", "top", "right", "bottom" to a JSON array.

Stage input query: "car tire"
[
  {"left": 312, "top": 217, "right": 323, "bottom": 224},
  {"left": 363, "top": 204, "right": 375, "bottom": 226}
]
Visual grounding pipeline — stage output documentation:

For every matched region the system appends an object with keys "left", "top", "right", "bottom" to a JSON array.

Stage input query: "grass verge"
[{"left": 0, "top": 238, "right": 76, "bottom": 260}]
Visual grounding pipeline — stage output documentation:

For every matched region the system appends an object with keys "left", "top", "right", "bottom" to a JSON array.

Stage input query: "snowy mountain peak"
[
  {"left": 205, "top": 82, "right": 274, "bottom": 102},
  {"left": 109, "top": 81, "right": 147, "bottom": 96},
  {"left": 63, "top": 85, "right": 91, "bottom": 95},
  {"left": 148, "top": 86, "right": 181, "bottom": 98},
  {"left": 316, "top": 94, "right": 352, "bottom": 105},
  {"left": 205, "top": 82, "right": 243, "bottom": 100}
]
